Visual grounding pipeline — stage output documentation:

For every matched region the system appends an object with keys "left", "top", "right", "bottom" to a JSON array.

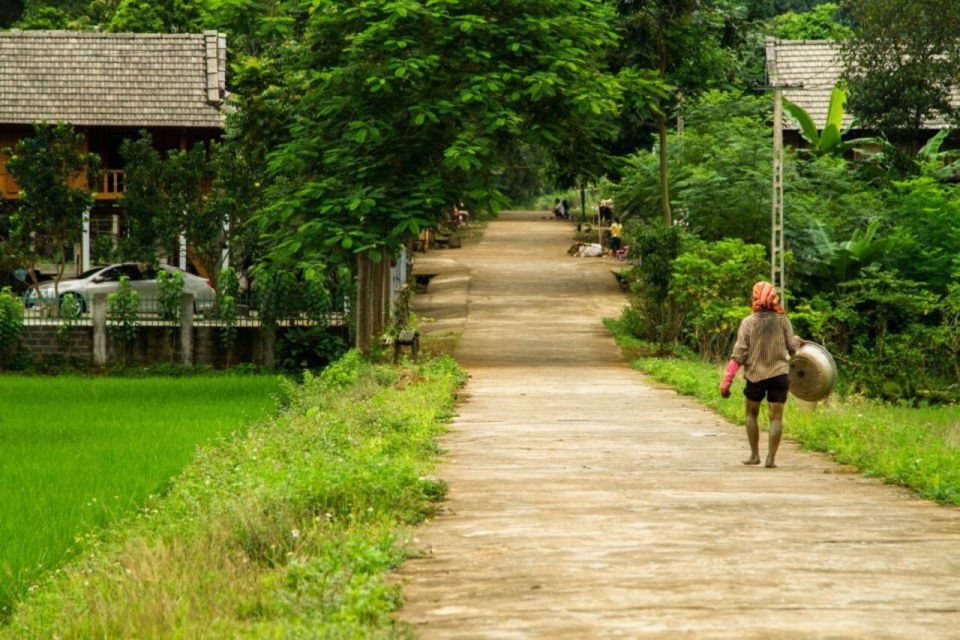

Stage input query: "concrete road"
[{"left": 399, "top": 212, "right": 960, "bottom": 639}]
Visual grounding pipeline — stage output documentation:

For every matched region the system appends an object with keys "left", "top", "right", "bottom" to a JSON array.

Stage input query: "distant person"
[
  {"left": 554, "top": 198, "right": 565, "bottom": 220},
  {"left": 561, "top": 199, "right": 571, "bottom": 219},
  {"left": 608, "top": 217, "right": 623, "bottom": 254},
  {"left": 720, "top": 282, "right": 805, "bottom": 468},
  {"left": 599, "top": 200, "right": 613, "bottom": 223}
]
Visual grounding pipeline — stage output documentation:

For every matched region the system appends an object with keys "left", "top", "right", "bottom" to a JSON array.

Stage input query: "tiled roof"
[
  {"left": 0, "top": 30, "right": 226, "bottom": 129},
  {"left": 765, "top": 38, "right": 958, "bottom": 131}
]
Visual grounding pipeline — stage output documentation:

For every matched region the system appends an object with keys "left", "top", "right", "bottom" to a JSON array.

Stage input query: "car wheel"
[{"left": 59, "top": 292, "right": 86, "bottom": 315}]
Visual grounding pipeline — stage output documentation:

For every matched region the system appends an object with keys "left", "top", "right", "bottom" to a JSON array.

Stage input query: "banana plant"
[
  {"left": 811, "top": 219, "right": 891, "bottom": 284},
  {"left": 916, "top": 129, "right": 960, "bottom": 180},
  {"left": 783, "top": 84, "right": 882, "bottom": 156}
]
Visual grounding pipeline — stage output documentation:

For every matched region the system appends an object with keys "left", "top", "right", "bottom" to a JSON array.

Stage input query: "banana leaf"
[
  {"left": 819, "top": 123, "right": 842, "bottom": 154},
  {"left": 825, "top": 85, "right": 847, "bottom": 135},
  {"left": 782, "top": 98, "right": 820, "bottom": 148}
]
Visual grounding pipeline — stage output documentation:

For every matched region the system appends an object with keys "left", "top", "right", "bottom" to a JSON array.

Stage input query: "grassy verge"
[
  {"left": 3, "top": 352, "right": 466, "bottom": 638},
  {"left": 605, "top": 318, "right": 960, "bottom": 506},
  {"left": 0, "top": 374, "right": 282, "bottom": 613}
]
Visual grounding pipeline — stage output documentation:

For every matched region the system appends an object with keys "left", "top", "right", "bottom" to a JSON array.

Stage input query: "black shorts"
[
  {"left": 610, "top": 237, "right": 622, "bottom": 251},
  {"left": 744, "top": 374, "right": 790, "bottom": 403}
]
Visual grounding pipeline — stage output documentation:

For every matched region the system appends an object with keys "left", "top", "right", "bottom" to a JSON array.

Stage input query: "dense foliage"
[
  {"left": 841, "top": 0, "right": 960, "bottom": 145},
  {"left": 770, "top": 2, "right": 850, "bottom": 40},
  {"left": 615, "top": 86, "right": 960, "bottom": 403},
  {"left": 3, "top": 124, "right": 98, "bottom": 294}
]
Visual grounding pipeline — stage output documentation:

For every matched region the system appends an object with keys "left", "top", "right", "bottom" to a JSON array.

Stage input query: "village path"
[{"left": 398, "top": 211, "right": 960, "bottom": 639}]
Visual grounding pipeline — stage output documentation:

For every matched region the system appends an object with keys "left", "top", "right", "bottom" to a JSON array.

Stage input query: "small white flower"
[{"left": 291, "top": 528, "right": 301, "bottom": 539}]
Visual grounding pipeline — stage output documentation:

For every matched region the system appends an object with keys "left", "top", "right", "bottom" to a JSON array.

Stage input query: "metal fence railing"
[{"left": 21, "top": 291, "right": 344, "bottom": 328}]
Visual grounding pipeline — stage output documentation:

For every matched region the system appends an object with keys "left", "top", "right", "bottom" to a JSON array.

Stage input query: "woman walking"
[{"left": 720, "top": 282, "right": 804, "bottom": 468}]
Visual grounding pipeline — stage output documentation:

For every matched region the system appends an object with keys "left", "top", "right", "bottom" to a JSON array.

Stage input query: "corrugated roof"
[
  {"left": 765, "top": 38, "right": 959, "bottom": 131},
  {"left": 0, "top": 30, "right": 226, "bottom": 129}
]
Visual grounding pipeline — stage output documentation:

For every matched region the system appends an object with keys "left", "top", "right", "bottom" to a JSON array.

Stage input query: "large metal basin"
[{"left": 789, "top": 342, "right": 838, "bottom": 402}]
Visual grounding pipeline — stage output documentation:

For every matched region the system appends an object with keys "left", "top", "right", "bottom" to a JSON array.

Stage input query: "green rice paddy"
[{"left": 0, "top": 375, "right": 281, "bottom": 613}]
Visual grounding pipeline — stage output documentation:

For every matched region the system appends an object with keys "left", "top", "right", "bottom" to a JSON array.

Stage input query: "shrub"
[
  {"left": 621, "top": 228, "right": 767, "bottom": 361},
  {"left": 216, "top": 267, "right": 239, "bottom": 363},
  {"left": 623, "top": 223, "right": 686, "bottom": 347},
  {"left": 56, "top": 292, "right": 80, "bottom": 353},
  {"left": 0, "top": 287, "right": 24, "bottom": 368},
  {"left": 669, "top": 238, "right": 767, "bottom": 361},
  {"left": 155, "top": 269, "right": 184, "bottom": 324},
  {"left": 108, "top": 276, "right": 139, "bottom": 360}
]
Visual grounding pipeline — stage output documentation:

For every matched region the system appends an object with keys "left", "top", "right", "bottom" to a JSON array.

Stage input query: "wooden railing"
[
  {"left": 99, "top": 170, "right": 125, "bottom": 199},
  {"left": 1, "top": 170, "right": 127, "bottom": 200},
  {"left": 1, "top": 171, "right": 17, "bottom": 199}
]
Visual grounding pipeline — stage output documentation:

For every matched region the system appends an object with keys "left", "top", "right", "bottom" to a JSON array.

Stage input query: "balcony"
[
  {"left": 1, "top": 169, "right": 126, "bottom": 201},
  {"left": 98, "top": 169, "right": 125, "bottom": 200}
]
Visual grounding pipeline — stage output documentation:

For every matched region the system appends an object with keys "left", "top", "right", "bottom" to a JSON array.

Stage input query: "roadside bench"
[{"left": 383, "top": 329, "right": 420, "bottom": 363}]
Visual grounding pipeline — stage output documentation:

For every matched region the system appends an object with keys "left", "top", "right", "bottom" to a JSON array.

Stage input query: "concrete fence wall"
[
  {"left": 22, "top": 294, "right": 270, "bottom": 367},
  {"left": 21, "top": 324, "right": 271, "bottom": 367},
  {"left": 20, "top": 294, "right": 349, "bottom": 368}
]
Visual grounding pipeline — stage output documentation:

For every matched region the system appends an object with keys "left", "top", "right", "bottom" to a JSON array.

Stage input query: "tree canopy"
[
  {"left": 841, "top": 0, "right": 960, "bottom": 144},
  {"left": 253, "top": 0, "right": 626, "bottom": 268}
]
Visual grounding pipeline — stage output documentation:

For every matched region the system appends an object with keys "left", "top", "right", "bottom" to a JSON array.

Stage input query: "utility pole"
[
  {"left": 762, "top": 39, "right": 803, "bottom": 309},
  {"left": 771, "top": 87, "right": 786, "bottom": 307}
]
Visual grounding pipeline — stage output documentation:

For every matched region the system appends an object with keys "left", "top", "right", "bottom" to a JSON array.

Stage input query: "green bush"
[
  {"left": 0, "top": 287, "right": 24, "bottom": 368},
  {"left": 614, "top": 87, "right": 960, "bottom": 402},
  {"left": 622, "top": 223, "right": 686, "bottom": 346},
  {"left": 55, "top": 292, "right": 80, "bottom": 351},
  {"left": 620, "top": 228, "right": 766, "bottom": 360},
  {"left": 107, "top": 276, "right": 140, "bottom": 358},
  {"left": 155, "top": 269, "right": 185, "bottom": 324},
  {"left": 670, "top": 238, "right": 767, "bottom": 361}
]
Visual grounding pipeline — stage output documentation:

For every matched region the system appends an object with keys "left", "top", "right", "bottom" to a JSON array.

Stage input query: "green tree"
[
  {"left": 108, "top": 0, "right": 203, "bottom": 32},
  {"left": 255, "top": 0, "right": 623, "bottom": 352},
  {"left": 120, "top": 132, "right": 230, "bottom": 278},
  {"left": 770, "top": 2, "right": 852, "bottom": 40},
  {"left": 841, "top": 0, "right": 960, "bottom": 146},
  {"left": 617, "top": 0, "right": 701, "bottom": 224},
  {"left": 118, "top": 132, "right": 173, "bottom": 264},
  {"left": 4, "top": 123, "right": 99, "bottom": 305}
]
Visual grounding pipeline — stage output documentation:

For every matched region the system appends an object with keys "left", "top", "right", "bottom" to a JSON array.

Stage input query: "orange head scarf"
[{"left": 752, "top": 281, "right": 784, "bottom": 314}]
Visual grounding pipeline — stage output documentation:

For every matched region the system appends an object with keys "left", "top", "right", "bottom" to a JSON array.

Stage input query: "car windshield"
[{"left": 78, "top": 267, "right": 106, "bottom": 279}]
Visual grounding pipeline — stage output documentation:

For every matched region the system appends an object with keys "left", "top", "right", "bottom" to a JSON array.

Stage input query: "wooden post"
[
  {"left": 92, "top": 293, "right": 107, "bottom": 365},
  {"left": 370, "top": 257, "right": 385, "bottom": 338},
  {"left": 263, "top": 324, "right": 276, "bottom": 368},
  {"left": 180, "top": 293, "right": 194, "bottom": 366},
  {"left": 380, "top": 257, "right": 391, "bottom": 329},
  {"left": 356, "top": 253, "right": 372, "bottom": 355}
]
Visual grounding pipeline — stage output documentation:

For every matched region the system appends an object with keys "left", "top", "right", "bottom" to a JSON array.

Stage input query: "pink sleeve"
[{"left": 721, "top": 359, "right": 740, "bottom": 387}]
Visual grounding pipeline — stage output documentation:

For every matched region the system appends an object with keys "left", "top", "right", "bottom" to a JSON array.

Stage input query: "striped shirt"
[{"left": 731, "top": 311, "right": 803, "bottom": 382}]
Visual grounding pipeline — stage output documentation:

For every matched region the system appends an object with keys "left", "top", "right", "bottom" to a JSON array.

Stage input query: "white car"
[{"left": 27, "top": 263, "right": 216, "bottom": 313}]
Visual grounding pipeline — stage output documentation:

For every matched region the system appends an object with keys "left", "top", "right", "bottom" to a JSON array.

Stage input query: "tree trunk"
[
  {"left": 656, "top": 31, "right": 672, "bottom": 227},
  {"left": 370, "top": 257, "right": 385, "bottom": 338},
  {"left": 355, "top": 253, "right": 372, "bottom": 356},
  {"left": 657, "top": 113, "right": 671, "bottom": 226},
  {"left": 579, "top": 181, "right": 586, "bottom": 222},
  {"left": 380, "top": 256, "right": 392, "bottom": 328}
]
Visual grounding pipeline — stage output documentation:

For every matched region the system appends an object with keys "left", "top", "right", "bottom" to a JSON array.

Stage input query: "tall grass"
[
  {"left": 2, "top": 353, "right": 465, "bottom": 638},
  {"left": 606, "top": 318, "right": 960, "bottom": 505},
  {"left": 0, "top": 375, "right": 281, "bottom": 613}
]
